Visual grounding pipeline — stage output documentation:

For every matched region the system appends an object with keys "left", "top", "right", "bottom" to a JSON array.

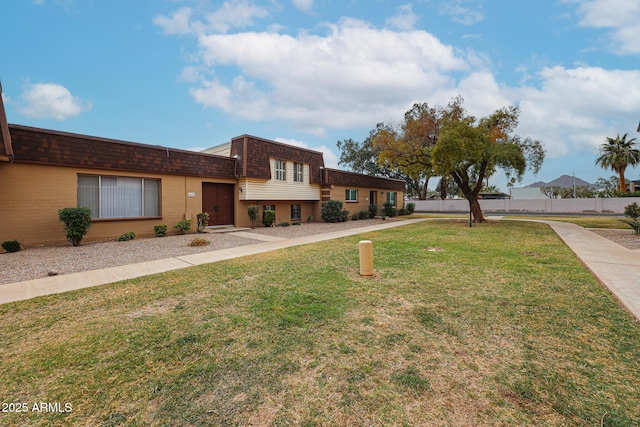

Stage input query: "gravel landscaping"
[{"left": 0, "top": 219, "right": 390, "bottom": 285}]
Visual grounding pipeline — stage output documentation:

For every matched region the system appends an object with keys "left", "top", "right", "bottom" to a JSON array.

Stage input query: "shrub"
[
  {"left": 351, "top": 213, "right": 360, "bottom": 221},
  {"left": 262, "top": 210, "right": 276, "bottom": 227},
  {"left": 406, "top": 202, "right": 416, "bottom": 214},
  {"left": 382, "top": 202, "right": 395, "bottom": 218},
  {"left": 248, "top": 205, "right": 260, "bottom": 228},
  {"left": 292, "top": 220, "right": 302, "bottom": 226},
  {"left": 322, "top": 200, "right": 349, "bottom": 223},
  {"left": 279, "top": 221, "right": 290, "bottom": 227},
  {"left": 368, "top": 204, "right": 378, "bottom": 219},
  {"left": 174, "top": 219, "right": 191, "bottom": 234},
  {"left": 154, "top": 224, "right": 168, "bottom": 237},
  {"left": 1, "top": 240, "right": 21, "bottom": 253},
  {"left": 397, "top": 208, "right": 409, "bottom": 216},
  {"left": 196, "top": 212, "right": 209, "bottom": 232},
  {"left": 118, "top": 231, "right": 136, "bottom": 241},
  {"left": 306, "top": 215, "right": 313, "bottom": 223},
  {"left": 622, "top": 202, "right": 640, "bottom": 235},
  {"left": 58, "top": 207, "right": 92, "bottom": 246},
  {"left": 189, "top": 237, "right": 210, "bottom": 247},
  {"left": 358, "top": 210, "right": 368, "bottom": 220}
]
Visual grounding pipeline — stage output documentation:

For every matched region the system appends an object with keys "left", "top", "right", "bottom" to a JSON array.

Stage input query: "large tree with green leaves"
[
  {"left": 432, "top": 100, "right": 545, "bottom": 223},
  {"left": 370, "top": 99, "right": 466, "bottom": 199},
  {"left": 595, "top": 133, "right": 640, "bottom": 193}
]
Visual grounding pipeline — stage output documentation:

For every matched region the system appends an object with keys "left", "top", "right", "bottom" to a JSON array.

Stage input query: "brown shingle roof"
[
  {"left": 322, "top": 168, "right": 405, "bottom": 191},
  {"left": 9, "top": 125, "right": 236, "bottom": 178}
]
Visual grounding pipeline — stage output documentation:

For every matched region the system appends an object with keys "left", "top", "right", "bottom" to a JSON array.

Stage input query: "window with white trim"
[
  {"left": 263, "top": 204, "right": 276, "bottom": 211},
  {"left": 275, "top": 160, "right": 286, "bottom": 181},
  {"left": 293, "top": 162, "right": 303, "bottom": 182},
  {"left": 78, "top": 174, "right": 160, "bottom": 218},
  {"left": 386, "top": 191, "right": 397, "bottom": 207},
  {"left": 345, "top": 188, "right": 358, "bottom": 202}
]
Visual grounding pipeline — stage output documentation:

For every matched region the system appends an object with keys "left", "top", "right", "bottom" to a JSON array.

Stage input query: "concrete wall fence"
[{"left": 413, "top": 197, "right": 640, "bottom": 215}]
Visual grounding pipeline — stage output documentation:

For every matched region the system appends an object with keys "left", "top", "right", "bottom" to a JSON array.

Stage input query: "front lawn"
[{"left": 0, "top": 221, "right": 638, "bottom": 426}]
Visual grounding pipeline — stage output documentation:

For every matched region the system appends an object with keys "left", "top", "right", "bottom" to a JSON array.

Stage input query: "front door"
[
  {"left": 202, "top": 183, "right": 235, "bottom": 226},
  {"left": 369, "top": 190, "right": 377, "bottom": 206}
]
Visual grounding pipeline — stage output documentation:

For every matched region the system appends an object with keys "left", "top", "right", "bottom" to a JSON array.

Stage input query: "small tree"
[
  {"left": 197, "top": 212, "right": 209, "bottom": 233},
  {"left": 622, "top": 202, "right": 640, "bottom": 235},
  {"left": 248, "top": 205, "right": 260, "bottom": 228},
  {"left": 58, "top": 207, "right": 92, "bottom": 246}
]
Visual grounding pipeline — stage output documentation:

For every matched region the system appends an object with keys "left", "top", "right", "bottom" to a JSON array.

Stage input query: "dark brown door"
[{"left": 202, "top": 183, "right": 235, "bottom": 226}]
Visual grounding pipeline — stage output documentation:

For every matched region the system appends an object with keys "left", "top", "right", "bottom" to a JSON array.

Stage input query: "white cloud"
[
  {"left": 33, "top": 0, "right": 45, "bottom": 5},
  {"left": 275, "top": 137, "right": 339, "bottom": 168},
  {"left": 292, "top": 0, "right": 314, "bottom": 12},
  {"left": 385, "top": 4, "right": 420, "bottom": 31},
  {"left": 439, "top": 0, "right": 484, "bottom": 26},
  {"left": 18, "top": 82, "right": 92, "bottom": 120},
  {"left": 187, "top": 17, "right": 467, "bottom": 135},
  {"left": 569, "top": 0, "right": 640, "bottom": 55},
  {"left": 514, "top": 66, "right": 640, "bottom": 158},
  {"left": 154, "top": 1, "right": 269, "bottom": 35}
]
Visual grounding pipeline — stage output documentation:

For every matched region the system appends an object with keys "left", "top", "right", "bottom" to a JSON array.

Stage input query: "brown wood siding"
[
  {"left": 229, "top": 135, "right": 324, "bottom": 183},
  {"left": 8, "top": 125, "right": 236, "bottom": 178},
  {"left": 323, "top": 168, "right": 405, "bottom": 192}
]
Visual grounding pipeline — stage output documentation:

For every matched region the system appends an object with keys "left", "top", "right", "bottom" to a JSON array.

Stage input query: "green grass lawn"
[
  {"left": 1, "top": 221, "right": 639, "bottom": 426},
  {"left": 411, "top": 213, "right": 628, "bottom": 229}
]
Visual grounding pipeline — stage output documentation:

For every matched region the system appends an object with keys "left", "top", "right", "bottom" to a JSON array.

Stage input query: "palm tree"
[{"left": 595, "top": 133, "right": 640, "bottom": 193}]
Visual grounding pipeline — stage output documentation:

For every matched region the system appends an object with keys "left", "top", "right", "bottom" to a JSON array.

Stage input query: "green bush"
[
  {"left": 368, "top": 204, "right": 378, "bottom": 219},
  {"left": 58, "top": 207, "right": 92, "bottom": 246},
  {"left": 1, "top": 240, "right": 21, "bottom": 253},
  {"left": 248, "top": 205, "right": 260, "bottom": 228},
  {"left": 262, "top": 210, "right": 276, "bottom": 227},
  {"left": 406, "top": 202, "right": 416, "bottom": 214},
  {"left": 292, "top": 220, "right": 302, "bottom": 226},
  {"left": 358, "top": 210, "right": 368, "bottom": 220},
  {"left": 382, "top": 202, "right": 397, "bottom": 217},
  {"left": 351, "top": 213, "right": 360, "bottom": 221},
  {"left": 196, "top": 212, "right": 209, "bottom": 232},
  {"left": 174, "top": 219, "right": 192, "bottom": 234},
  {"left": 279, "top": 221, "right": 290, "bottom": 227},
  {"left": 118, "top": 231, "right": 136, "bottom": 241},
  {"left": 154, "top": 224, "right": 168, "bottom": 237},
  {"left": 398, "top": 208, "right": 409, "bottom": 216},
  {"left": 622, "top": 202, "right": 640, "bottom": 235},
  {"left": 322, "top": 200, "right": 349, "bottom": 223}
]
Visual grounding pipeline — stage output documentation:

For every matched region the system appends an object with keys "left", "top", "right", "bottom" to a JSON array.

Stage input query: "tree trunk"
[
  {"left": 619, "top": 169, "right": 626, "bottom": 192},
  {"left": 471, "top": 198, "right": 486, "bottom": 223}
]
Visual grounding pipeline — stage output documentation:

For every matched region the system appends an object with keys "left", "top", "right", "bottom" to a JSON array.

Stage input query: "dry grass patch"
[{"left": 0, "top": 221, "right": 639, "bottom": 426}]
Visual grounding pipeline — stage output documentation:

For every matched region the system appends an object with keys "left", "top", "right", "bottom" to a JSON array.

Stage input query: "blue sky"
[{"left": 2, "top": 0, "right": 639, "bottom": 190}]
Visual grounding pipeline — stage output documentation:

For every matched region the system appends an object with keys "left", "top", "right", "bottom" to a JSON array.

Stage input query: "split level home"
[{"left": 0, "top": 85, "right": 404, "bottom": 247}]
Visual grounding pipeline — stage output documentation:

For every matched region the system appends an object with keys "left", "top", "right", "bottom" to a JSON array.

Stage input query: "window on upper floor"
[
  {"left": 294, "top": 162, "right": 303, "bottom": 182},
  {"left": 345, "top": 189, "right": 358, "bottom": 202},
  {"left": 78, "top": 174, "right": 161, "bottom": 219},
  {"left": 275, "top": 160, "right": 286, "bottom": 181}
]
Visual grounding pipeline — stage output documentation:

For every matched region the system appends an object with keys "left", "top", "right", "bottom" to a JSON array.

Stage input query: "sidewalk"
[
  {"left": 1, "top": 218, "right": 639, "bottom": 323},
  {"left": 536, "top": 220, "right": 640, "bottom": 322},
  {"left": 0, "top": 218, "right": 428, "bottom": 305}
]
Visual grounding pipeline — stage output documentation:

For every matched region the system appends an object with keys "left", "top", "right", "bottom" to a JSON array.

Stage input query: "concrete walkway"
[{"left": 1, "top": 218, "right": 639, "bottom": 323}]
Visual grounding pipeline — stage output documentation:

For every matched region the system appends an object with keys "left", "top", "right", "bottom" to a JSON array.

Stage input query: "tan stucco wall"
[
  {"left": 236, "top": 201, "right": 318, "bottom": 227},
  {"left": 327, "top": 186, "right": 404, "bottom": 216},
  {"left": 0, "top": 163, "right": 236, "bottom": 246}
]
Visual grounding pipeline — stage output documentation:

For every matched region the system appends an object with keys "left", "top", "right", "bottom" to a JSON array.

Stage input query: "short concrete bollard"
[{"left": 359, "top": 240, "right": 374, "bottom": 276}]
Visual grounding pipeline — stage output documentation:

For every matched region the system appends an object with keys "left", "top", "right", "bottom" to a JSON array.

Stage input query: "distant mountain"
[{"left": 526, "top": 175, "right": 594, "bottom": 189}]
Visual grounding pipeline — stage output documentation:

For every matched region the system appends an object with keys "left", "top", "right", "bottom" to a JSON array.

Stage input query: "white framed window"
[
  {"left": 294, "top": 162, "right": 303, "bottom": 182},
  {"left": 263, "top": 204, "right": 276, "bottom": 211},
  {"left": 291, "top": 204, "right": 301, "bottom": 220},
  {"left": 345, "top": 189, "right": 358, "bottom": 202},
  {"left": 78, "top": 174, "right": 160, "bottom": 219},
  {"left": 386, "top": 191, "right": 397, "bottom": 207},
  {"left": 275, "top": 160, "right": 286, "bottom": 181}
]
